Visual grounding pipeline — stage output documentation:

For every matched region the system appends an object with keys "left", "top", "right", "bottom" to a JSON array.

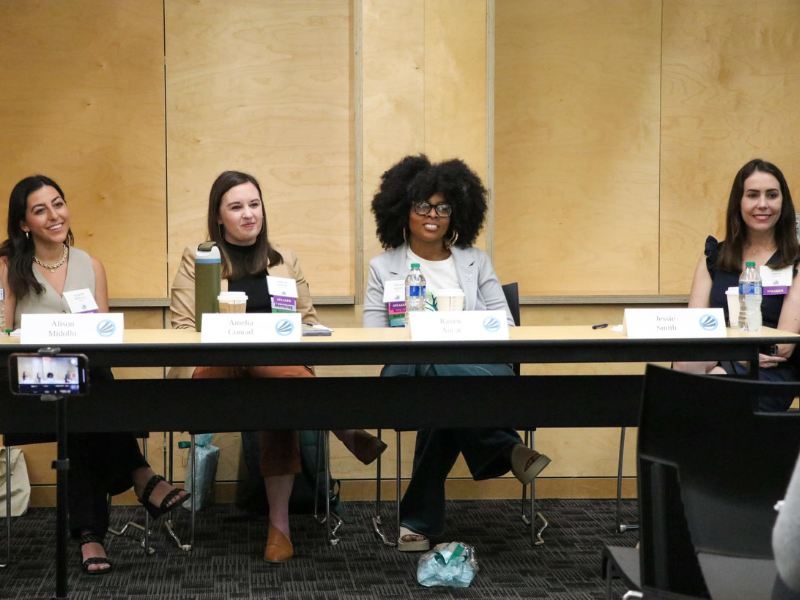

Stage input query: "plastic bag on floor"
[
  {"left": 416, "top": 542, "right": 479, "bottom": 588},
  {"left": 181, "top": 437, "right": 219, "bottom": 512}
]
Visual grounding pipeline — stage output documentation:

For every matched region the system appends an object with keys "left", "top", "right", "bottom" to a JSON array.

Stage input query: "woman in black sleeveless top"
[{"left": 675, "top": 159, "right": 800, "bottom": 411}]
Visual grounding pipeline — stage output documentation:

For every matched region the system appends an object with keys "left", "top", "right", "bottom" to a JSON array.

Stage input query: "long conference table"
[{"left": 1, "top": 326, "right": 798, "bottom": 435}]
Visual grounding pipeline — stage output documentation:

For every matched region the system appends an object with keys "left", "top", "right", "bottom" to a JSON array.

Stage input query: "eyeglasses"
[{"left": 412, "top": 201, "right": 452, "bottom": 217}]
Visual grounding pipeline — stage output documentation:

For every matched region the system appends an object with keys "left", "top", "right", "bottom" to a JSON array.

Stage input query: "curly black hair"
[{"left": 371, "top": 154, "right": 488, "bottom": 249}]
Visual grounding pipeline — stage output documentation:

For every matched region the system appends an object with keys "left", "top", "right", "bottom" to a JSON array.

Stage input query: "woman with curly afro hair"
[{"left": 363, "top": 155, "right": 552, "bottom": 551}]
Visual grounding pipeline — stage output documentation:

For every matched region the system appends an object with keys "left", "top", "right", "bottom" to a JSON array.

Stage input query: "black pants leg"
[
  {"left": 399, "top": 427, "right": 521, "bottom": 536},
  {"left": 383, "top": 363, "right": 522, "bottom": 537},
  {"left": 67, "top": 432, "right": 149, "bottom": 539}
]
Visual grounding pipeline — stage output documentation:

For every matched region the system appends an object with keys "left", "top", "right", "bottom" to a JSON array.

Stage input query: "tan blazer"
[{"left": 168, "top": 243, "right": 320, "bottom": 378}]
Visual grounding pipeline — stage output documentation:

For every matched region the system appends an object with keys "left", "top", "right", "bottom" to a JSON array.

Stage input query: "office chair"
[
  {"left": 313, "top": 430, "right": 343, "bottom": 545},
  {"left": 602, "top": 365, "right": 800, "bottom": 600}
]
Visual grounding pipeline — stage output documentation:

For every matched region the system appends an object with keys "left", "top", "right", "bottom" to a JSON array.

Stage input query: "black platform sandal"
[
  {"left": 138, "top": 474, "right": 190, "bottom": 520},
  {"left": 79, "top": 533, "right": 112, "bottom": 575}
]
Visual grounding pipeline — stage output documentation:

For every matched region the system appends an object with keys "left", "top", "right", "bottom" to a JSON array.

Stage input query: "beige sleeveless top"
[{"left": 14, "top": 247, "right": 96, "bottom": 328}]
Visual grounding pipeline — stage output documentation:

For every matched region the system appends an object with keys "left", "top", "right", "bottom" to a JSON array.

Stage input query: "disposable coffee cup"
[
  {"left": 725, "top": 287, "right": 739, "bottom": 328},
  {"left": 437, "top": 289, "right": 466, "bottom": 312},
  {"left": 218, "top": 291, "right": 248, "bottom": 313}
]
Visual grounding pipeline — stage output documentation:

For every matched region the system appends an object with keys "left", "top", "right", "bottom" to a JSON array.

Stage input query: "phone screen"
[{"left": 15, "top": 355, "right": 84, "bottom": 395}]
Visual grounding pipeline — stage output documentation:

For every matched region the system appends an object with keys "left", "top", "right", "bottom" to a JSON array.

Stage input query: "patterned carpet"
[{"left": 0, "top": 499, "right": 639, "bottom": 600}]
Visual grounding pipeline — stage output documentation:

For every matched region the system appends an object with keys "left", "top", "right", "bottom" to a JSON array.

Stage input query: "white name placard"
[
  {"left": 201, "top": 313, "right": 302, "bottom": 343},
  {"left": 409, "top": 310, "right": 509, "bottom": 341},
  {"left": 21, "top": 313, "right": 124, "bottom": 344},
  {"left": 623, "top": 308, "right": 727, "bottom": 339}
]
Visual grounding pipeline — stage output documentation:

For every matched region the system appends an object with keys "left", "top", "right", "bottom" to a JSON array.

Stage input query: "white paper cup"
[
  {"left": 725, "top": 287, "right": 739, "bottom": 328},
  {"left": 218, "top": 291, "right": 248, "bottom": 314},
  {"left": 436, "top": 289, "right": 466, "bottom": 312}
]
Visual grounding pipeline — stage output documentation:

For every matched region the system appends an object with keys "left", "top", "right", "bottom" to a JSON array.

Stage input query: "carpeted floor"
[{"left": 0, "top": 499, "right": 639, "bottom": 600}]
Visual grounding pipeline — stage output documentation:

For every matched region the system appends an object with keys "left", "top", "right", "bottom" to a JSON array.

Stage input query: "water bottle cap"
[
  {"left": 745, "top": 261, "right": 755, "bottom": 267},
  {"left": 410, "top": 263, "right": 420, "bottom": 268},
  {"left": 196, "top": 241, "right": 220, "bottom": 261}
]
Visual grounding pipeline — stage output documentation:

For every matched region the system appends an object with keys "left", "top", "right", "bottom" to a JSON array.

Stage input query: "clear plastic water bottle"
[
  {"left": 0, "top": 282, "right": 5, "bottom": 333},
  {"left": 405, "top": 263, "right": 426, "bottom": 328},
  {"left": 738, "top": 260, "right": 762, "bottom": 332}
]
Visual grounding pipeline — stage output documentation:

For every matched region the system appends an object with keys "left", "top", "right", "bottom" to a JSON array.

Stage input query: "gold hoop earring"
[{"left": 444, "top": 230, "right": 459, "bottom": 249}]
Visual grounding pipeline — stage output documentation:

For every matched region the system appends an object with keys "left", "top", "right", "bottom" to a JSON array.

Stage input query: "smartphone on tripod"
[{"left": 8, "top": 353, "right": 89, "bottom": 396}]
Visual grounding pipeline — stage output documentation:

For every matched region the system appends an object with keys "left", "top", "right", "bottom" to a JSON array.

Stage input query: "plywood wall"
[
  {"left": 361, "top": 0, "right": 488, "bottom": 274},
  {"left": 361, "top": 0, "right": 425, "bottom": 270},
  {"left": 423, "top": 0, "right": 487, "bottom": 178},
  {"left": 165, "top": 0, "right": 353, "bottom": 296},
  {"left": 0, "top": 0, "right": 167, "bottom": 298},
  {"left": 659, "top": 0, "right": 800, "bottom": 293},
  {"left": 494, "top": 0, "right": 662, "bottom": 296}
]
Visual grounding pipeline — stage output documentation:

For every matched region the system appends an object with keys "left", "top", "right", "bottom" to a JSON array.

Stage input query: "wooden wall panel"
[
  {"left": 494, "top": 0, "right": 662, "bottom": 295},
  {"left": 166, "top": 0, "right": 353, "bottom": 296},
  {"left": 361, "top": 0, "right": 489, "bottom": 276},
  {"left": 424, "top": 0, "right": 486, "bottom": 177},
  {"left": 0, "top": 0, "right": 167, "bottom": 298},
  {"left": 424, "top": 0, "right": 487, "bottom": 250},
  {"left": 660, "top": 0, "right": 800, "bottom": 293},
  {"left": 361, "top": 0, "right": 425, "bottom": 274}
]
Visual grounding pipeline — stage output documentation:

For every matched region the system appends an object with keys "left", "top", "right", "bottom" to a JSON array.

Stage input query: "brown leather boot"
[
  {"left": 264, "top": 524, "right": 293, "bottom": 563},
  {"left": 348, "top": 429, "right": 388, "bottom": 465}
]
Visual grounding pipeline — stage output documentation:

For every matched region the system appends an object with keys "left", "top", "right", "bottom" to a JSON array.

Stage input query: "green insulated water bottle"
[{"left": 195, "top": 242, "right": 221, "bottom": 332}]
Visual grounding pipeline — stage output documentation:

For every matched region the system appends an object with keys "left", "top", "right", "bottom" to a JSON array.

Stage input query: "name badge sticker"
[
  {"left": 761, "top": 265, "right": 793, "bottom": 295},
  {"left": 623, "top": 308, "right": 726, "bottom": 339},
  {"left": 21, "top": 313, "right": 124, "bottom": 344},
  {"left": 409, "top": 310, "right": 509, "bottom": 341},
  {"left": 266, "top": 276, "right": 298, "bottom": 299},
  {"left": 271, "top": 296, "right": 297, "bottom": 313},
  {"left": 201, "top": 313, "right": 302, "bottom": 343},
  {"left": 63, "top": 288, "right": 99, "bottom": 314},
  {"left": 383, "top": 280, "right": 405, "bottom": 303}
]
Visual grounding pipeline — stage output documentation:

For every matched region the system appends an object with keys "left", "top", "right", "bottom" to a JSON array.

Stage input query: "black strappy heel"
[
  {"left": 79, "top": 532, "right": 112, "bottom": 575},
  {"left": 138, "top": 474, "right": 190, "bottom": 520}
]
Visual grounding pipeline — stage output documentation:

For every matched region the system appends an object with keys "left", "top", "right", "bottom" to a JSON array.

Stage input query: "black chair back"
[
  {"left": 638, "top": 365, "right": 800, "bottom": 597},
  {"left": 501, "top": 283, "right": 521, "bottom": 377},
  {"left": 501, "top": 282, "right": 521, "bottom": 327}
]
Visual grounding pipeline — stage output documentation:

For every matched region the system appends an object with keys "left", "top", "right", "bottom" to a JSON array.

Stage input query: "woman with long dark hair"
[
  {"left": 0, "top": 175, "right": 189, "bottom": 574},
  {"left": 364, "top": 155, "right": 551, "bottom": 551},
  {"left": 170, "top": 170, "right": 386, "bottom": 563},
  {"left": 675, "top": 159, "right": 800, "bottom": 410}
]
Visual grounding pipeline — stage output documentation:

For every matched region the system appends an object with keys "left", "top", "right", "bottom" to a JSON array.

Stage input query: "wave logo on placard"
[
  {"left": 482, "top": 317, "right": 501, "bottom": 333},
  {"left": 699, "top": 314, "right": 718, "bottom": 331},
  {"left": 97, "top": 319, "right": 116, "bottom": 337},
  {"left": 276, "top": 319, "right": 294, "bottom": 336}
]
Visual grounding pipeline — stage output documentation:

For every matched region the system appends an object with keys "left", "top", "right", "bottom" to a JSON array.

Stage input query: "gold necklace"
[
  {"left": 34, "top": 244, "right": 68, "bottom": 273},
  {"left": 745, "top": 244, "right": 776, "bottom": 255}
]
